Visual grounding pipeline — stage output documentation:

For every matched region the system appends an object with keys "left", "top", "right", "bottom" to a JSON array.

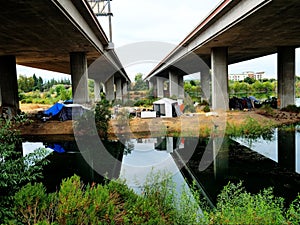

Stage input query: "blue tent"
[{"left": 44, "top": 103, "right": 64, "bottom": 117}]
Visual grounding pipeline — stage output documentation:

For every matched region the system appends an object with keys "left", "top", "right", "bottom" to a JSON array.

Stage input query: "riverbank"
[{"left": 18, "top": 103, "right": 300, "bottom": 138}]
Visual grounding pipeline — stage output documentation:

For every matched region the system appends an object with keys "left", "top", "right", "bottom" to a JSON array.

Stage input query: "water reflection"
[
  {"left": 22, "top": 132, "right": 300, "bottom": 207},
  {"left": 233, "top": 128, "right": 300, "bottom": 174}
]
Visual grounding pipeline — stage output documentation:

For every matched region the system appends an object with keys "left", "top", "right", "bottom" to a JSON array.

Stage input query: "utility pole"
[{"left": 87, "top": 0, "right": 114, "bottom": 49}]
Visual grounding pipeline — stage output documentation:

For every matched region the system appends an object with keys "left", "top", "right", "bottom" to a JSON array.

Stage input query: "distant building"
[{"left": 228, "top": 71, "right": 265, "bottom": 81}]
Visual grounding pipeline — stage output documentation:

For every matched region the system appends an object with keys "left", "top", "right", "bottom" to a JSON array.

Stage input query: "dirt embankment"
[{"left": 18, "top": 104, "right": 300, "bottom": 138}]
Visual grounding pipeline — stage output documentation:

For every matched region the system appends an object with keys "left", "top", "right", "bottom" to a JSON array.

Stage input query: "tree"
[{"left": 132, "top": 73, "right": 148, "bottom": 91}]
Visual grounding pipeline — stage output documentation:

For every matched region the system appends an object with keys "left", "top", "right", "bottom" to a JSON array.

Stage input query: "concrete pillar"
[
  {"left": 157, "top": 77, "right": 164, "bottom": 98},
  {"left": 277, "top": 47, "right": 295, "bottom": 108},
  {"left": 105, "top": 75, "right": 115, "bottom": 101},
  {"left": 211, "top": 47, "right": 229, "bottom": 111},
  {"left": 0, "top": 55, "right": 19, "bottom": 110},
  {"left": 70, "top": 52, "right": 89, "bottom": 104},
  {"left": 94, "top": 79, "right": 101, "bottom": 102},
  {"left": 278, "top": 128, "right": 295, "bottom": 171},
  {"left": 122, "top": 81, "right": 128, "bottom": 102},
  {"left": 149, "top": 78, "right": 157, "bottom": 98},
  {"left": 169, "top": 71, "right": 179, "bottom": 98},
  {"left": 178, "top": 75, "right": 184, "bottom": 99},
  {"left": 201, "top": 67, "right": 211, "bottom": 104},
  {"left": 115, "top": 78, "right": 122, "bottom": 101}
]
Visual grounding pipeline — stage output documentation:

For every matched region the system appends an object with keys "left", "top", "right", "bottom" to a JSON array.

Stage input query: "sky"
[{"left": 17, "top": 0, "right": 300, "bottom": 81}]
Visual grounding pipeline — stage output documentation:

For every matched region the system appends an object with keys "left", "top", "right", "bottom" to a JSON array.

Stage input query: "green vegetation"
[
  {"left": 229, "top": 78, "right": 277, "bottom": 99},
  {"left": 202, "top": 182, "right": 300, "bottom": 225},
  {"left": 131, "top": 73, "right": 149, "bottom": 91},
  {"left": 0, "top": 117, "right": 49, "bottom": 221},
  {"left": 5, "top": 174, "right": 300, "bottom": 224},
  {"left": 18, "top": 75, "right": 72, "bottom": 104},
  {"left": 225, "top": 117, "right": 275, "bottom": 140}
]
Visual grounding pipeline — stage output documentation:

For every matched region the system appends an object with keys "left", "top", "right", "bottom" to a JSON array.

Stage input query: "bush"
[
  {"left": 204, "top": 182, "right": 287, "bottom": 225},
  {"left": 0, "top": 118, "right": 49, "bottom": 222},
  {"left": 203, "top": 105, "right": 210, "bottom": 112}
]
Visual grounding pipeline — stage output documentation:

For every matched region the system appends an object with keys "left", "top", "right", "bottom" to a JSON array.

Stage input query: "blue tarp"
[{"left": 44, "top": 103, "right": 64, "bottom": 117}]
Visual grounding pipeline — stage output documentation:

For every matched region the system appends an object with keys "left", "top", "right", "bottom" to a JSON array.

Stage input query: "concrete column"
[
  {"left": 70, "top": 52, "right": 89, "bottom": 104},
  {"left": 201, "top": 67, "right": 211, "bottom": 104},
  {"left": 149, "top": 78, "right": 157, "bottom": 98},
  {"left": 115, "top": 78, "right": 122, "bottom": 101},
  {"left": 278, "top": 128, "right": 295, "bottom": 171},
  {"left": 0, "top": 55, "right": 19, "bottom": 110},
  {"left": 211, "top": 47, "right": 229, "bottom": 111},
  {"left": 122, "top": 81, "right": 128, "bottom": 102},
  {"left": 169, "top": 71, "right": 179, "bottom": 98},
  {"left": 277, "top": 47, "right": 295, "bottom": 108},
  {"left": 178, "top": 75, "right": 184, "bottom": 99},
  {"left": 94, "top": 79, "right": 101, "bottom": 102},
  {"left": 105, "top": 75, "right": 115, "bottom": 101},
  {"left": 157, "top": 77, "right": 164, "bottom": 98}
]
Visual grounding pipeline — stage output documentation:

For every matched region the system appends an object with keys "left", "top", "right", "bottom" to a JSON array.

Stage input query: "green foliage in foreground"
[
  {"left": 0, "top": 118, "right": 49, "bottom": 221},
  {"left": 6, "top": 174, "right": 300, "bottom": 225}
]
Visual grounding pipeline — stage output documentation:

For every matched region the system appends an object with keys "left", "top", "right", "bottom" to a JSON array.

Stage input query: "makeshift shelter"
[
  {"left": 153, "top": 98, "right": 182, "bottom": 118},
  {"left": 43, "top": 103, "right": 88, "bottom": 121}
]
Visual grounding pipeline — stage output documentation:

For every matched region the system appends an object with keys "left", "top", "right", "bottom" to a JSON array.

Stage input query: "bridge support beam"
[
  {"left": 201, "top": 67, "right": 211, "bottom": 104},
  {"left": 115, "top": 78, "right": 122, "bottom": 101},
  {"left": 70, "top": 52, "right": 89, "bottom": 104},
  {"left": 105, "top": 75, "right": 115, "bottom": 101},
  {"left": 157, "top": 77, "right": 164, "bottom": 98},
  {"left": 94, "top": 79, "right": 101, "bottom": 102},
  {"left": 211, "top": 47, "right": 229, "bottom": 111},
  {"left": 0, "top": 55, "right": 19, "bottom": 111},
  {"left": 277, "top": 47, "right": 295, "bottom": 108}
]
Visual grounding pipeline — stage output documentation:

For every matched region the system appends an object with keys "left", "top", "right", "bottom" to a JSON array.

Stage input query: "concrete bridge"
[
  {"left": 145, "top": 0, "right": 300, "bottom": 110},
  {"left": 0, "top": 0, "right": 130, "bottom": 112}
]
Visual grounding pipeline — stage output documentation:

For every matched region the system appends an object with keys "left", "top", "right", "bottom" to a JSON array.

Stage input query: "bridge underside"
[{"left": 147, "top": 0, "right": 300, "bottom": 110}]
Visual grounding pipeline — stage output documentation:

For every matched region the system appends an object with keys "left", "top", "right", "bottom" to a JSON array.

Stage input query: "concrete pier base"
[
  {"left": 169, "top": 71, "right": 179, "bottom": 98},
  {"left": 70, "top": 52, "right": 89, "bottom": 104}
]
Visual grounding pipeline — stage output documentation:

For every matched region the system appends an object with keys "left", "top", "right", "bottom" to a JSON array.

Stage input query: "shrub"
[
  {"left": 204, "top": 182, "right": 287, "bottom": 225},
  {"left": 203, "top": 105, "right": 210, "bottom": 112},
  {"left": 0, "top": 118, "right": 49, "bottom": 222}
]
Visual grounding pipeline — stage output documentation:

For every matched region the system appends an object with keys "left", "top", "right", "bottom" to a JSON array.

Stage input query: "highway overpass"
[
  {"left": 0, "top": 0, "right": 129, "bottom": 112},
  {"left": 145, "top": 0, "right": 300, "bottom": 110}
]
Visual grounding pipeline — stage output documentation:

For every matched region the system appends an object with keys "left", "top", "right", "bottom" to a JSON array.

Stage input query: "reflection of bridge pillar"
[
  {"left": 70, "top": 52, "right": 89, "bottom": 104},
  {"left": 169, "top": 71, "right": 179, "bottom": 98},
  {"left": 213, "top": 137, "right": 229, "bottom": 181},
  {"left": 201, "top": 67, "right": 211, "bottom": 104},
  {"left": 115, "top": 78, "right": 122, "bottom": 101},
  {"left": 105, "top": 75, "right": 115, "bottom": 101},
  {"left": 278, "top": 47, "right": 295, "bottom": 108},
  {"left": 278, "top": 129, "right": 295, "bottom": 171},
  {"left": 157, "top": 77, "right": 164, "bottom": 98},
  {"left": 94, "top": 79, "right": 101, "bottom": 102},
  {"left": 0, "top": 55, "right": 19, "bottom": 110},
  {"left": 211, "top": 47, "right": 229, "bottom": 111}
]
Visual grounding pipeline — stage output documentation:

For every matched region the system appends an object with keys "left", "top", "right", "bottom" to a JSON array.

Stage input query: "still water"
[{"left": 23, "top": 129, "right": 300, "bottom": 206}]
